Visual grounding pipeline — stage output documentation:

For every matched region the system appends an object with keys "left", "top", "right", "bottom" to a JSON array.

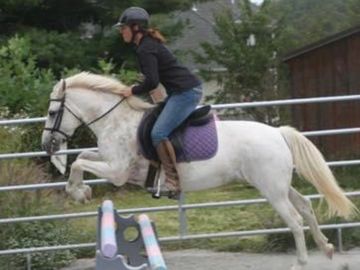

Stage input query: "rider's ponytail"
[{"left": 146, "top": 28, "right": 166, "bottom": 43}]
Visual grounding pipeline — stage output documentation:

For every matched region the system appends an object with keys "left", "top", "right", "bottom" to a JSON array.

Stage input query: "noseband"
[{"left": 44, "top": 80, "right": 126, "bottom": 141}]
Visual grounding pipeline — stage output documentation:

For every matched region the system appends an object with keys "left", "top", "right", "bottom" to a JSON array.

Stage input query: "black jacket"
[{"left": 132, "top": 36, "right": 201, "bottom": 95}]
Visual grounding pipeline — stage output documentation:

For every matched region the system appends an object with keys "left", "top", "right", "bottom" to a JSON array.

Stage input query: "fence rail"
[
  {"left": 1, "top": 191, "right": 360, "bottom": 225},
  {"left": 1, "top": 94, "right": 360, "bottom": 126},
  {"left": 0, "top": 94, "right": 360, "bottom": 267},
  {"left": 1, "top": 157, "right": 360, "bottom": 193},
  {"left": 1, "top": 127, "right": 360, "bottom": 160},
  {"left": 1, "top": 222, "right": 360, "bottom": 256}
]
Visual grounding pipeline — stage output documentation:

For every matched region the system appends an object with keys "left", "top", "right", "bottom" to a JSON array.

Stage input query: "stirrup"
[
  {"left": 146, "top": 174, "right": 181, "bottom": 200},
  {"left": 145, "top": 161, "right": 181, "bottom": 200},
  {"left": 145, "top": 162, "right": 160, "bottom": 189},
  {"left": 146, "top": 187, "right": 180, "bottom": 200}
]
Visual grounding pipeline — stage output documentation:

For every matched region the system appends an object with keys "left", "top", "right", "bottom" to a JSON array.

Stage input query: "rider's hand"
[{"left": 119, "top": 86, "right": 133, "bottom": 97}]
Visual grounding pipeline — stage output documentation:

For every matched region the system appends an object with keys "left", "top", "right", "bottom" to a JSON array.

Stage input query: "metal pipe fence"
[
  {"left": 1, "top": 222, "right": 360, "bottom": 256},
  {"left": 1, "top": 191, "right": 360, "bottom": 225},
  {"left": 0, "top": 157, "right": 360, "bottom": 193},
  {"left": 2, "top": 129, "right": 360, "bottom": 161},
  {"left": 0, "top": 94, "right": 360, "bottom": 268},
  {"left": 1, "top": 94, "right": 360, "bottom": 126}
]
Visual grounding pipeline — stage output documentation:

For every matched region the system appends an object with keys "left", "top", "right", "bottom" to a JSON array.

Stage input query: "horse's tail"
[{"left": 279, "top": 126, "right": 357, "bottom": 219}]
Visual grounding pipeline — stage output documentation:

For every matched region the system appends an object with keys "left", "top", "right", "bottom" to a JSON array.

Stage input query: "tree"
[
  {"left": 347, "top": 0, "right": 360, "bottom": 26},
  {"left": 268, "top": 0, "right": 359, "bottom": 51},
  {"left": 0, "top": 0, "right": 212, "bottom": 33},
  {"left": 194, "top": 0, "right": 281, "bottom": 123},
  {"left": 0, "top": 0, "right": 212, "bottom": 74}
]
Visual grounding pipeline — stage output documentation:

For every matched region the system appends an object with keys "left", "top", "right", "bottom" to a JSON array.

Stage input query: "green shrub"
[
  {"left": 2, "top": 222, "right": 76, "bottom": 270},
  {"left": 0, "top": 127, "right": 75, "bottom": 269},
  {"left": 0, "top": 35, "right": 55, "bottom": 116}
]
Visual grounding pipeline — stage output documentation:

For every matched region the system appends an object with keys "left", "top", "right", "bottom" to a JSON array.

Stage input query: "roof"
[
  {"left": 169, "top": 0, "right": 241, "bottom": 71},
  {"left": 283, "top": 24, "right": 360, "bottom": 62}
]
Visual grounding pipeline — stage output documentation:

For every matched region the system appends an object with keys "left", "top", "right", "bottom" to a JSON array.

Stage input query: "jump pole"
[
  {"left": 138, "top": 214, "right": 167, "bottom": 270},
  {"left": 100, "top": 200, "right": 118, "bottom": 258},
  {"left": 96, "top": 200, "right": 167, "bottom": 270}
]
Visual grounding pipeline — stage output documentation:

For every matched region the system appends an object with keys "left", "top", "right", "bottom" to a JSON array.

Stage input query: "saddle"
[
  {"left": 137, "top": 103, "right": 218, "bottom": 199},
  {"left": 137, "top": 103, "right": 217, "bottom": 163}
]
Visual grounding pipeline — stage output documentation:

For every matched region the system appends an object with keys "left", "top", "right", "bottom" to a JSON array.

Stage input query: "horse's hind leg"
[
  {"left": 268, "top": 197, "right": 308, "bottom": 269},
  {"left": 249, "top": 158, "right": 307, "bottom": 268},
  {"left": 289, "top": 187, "right": 334, "bottom": 259}
]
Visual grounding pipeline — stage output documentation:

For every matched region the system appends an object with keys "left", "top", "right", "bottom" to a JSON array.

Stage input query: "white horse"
[{"left": 41, "top": 72, "right": 357, "bottom": 270}]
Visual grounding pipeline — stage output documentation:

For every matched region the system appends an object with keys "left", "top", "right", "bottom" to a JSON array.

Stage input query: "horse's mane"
[{"left": 64, "top": 72, "right": 154, "bottom": 110}]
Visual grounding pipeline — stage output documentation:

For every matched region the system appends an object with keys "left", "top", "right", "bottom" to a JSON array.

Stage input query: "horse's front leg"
[
  {"left": 65, "top": 151, "right": 100, "bottom": 202},
  {"left": 66, "top": 151, "right": 127, "bottom": 203}
]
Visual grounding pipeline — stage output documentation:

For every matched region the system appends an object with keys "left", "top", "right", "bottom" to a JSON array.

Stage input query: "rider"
[{"left": 114, "top": 7, "right": 203, "bottom": 198}]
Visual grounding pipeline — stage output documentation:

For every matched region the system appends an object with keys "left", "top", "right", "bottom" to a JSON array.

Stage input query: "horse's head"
[
  {"left": 41, "top": 79, "right": 81, "bottom": 154},
  {"left": 42, "top": 72, "right": 155, "bottom": 155}
]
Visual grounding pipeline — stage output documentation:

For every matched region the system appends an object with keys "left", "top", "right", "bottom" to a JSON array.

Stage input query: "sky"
[{"left": 250, "top": 0, "right": 264, "bottom": 5}]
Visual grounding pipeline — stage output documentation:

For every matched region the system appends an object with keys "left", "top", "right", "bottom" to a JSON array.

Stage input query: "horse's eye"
[{"left": 48, "top": 111, "right": 56, "bottom": 117}]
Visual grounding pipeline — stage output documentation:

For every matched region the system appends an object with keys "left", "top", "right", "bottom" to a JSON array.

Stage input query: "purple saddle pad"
[
  {"left": 176, "top": 114, "right": 218, "bottom": 162},
  {"left": 137, "top": 105, "right": 218, "bottom": 163}
]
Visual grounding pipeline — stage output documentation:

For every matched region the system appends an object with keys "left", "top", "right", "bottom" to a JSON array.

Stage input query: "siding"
[{"left": 285, "top": 30, "right": 360, "bottom": 158}]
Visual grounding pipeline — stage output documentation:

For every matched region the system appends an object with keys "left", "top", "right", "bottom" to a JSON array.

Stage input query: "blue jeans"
[{"left": 151, "top": 85, "right": 203, "bottom": 147}]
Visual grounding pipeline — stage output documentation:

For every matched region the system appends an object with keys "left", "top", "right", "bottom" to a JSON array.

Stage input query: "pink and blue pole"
[
  {"left": 101, "top": 200, "right": 118, "bottom": 258},
  {"left": 138, "top": 214, "right": 167, "bottom": 270}
]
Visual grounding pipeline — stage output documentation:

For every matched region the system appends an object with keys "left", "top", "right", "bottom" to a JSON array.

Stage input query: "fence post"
[
  {"left": 337, "top": 228, "right": 343, "bottom": 253},
  {"left": 178, "top": 192, "right": 187, "bottom": 237},
  {"left": 26, "top": 253, "right": 32, "bottom": 270}
]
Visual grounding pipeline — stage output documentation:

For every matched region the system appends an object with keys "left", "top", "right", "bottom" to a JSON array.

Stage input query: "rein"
[
  {"left": 44, "top": 80, "right": 126, "bottom": 141},
  {"left": 65, "top": 96, "right": 126, "bottom": 126}
]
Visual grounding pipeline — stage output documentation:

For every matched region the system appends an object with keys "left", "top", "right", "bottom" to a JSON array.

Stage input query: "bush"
[
  {"left": 2, "top": 222, "right": 76, "bottom": 270},
  {"left": 0, "top": 35, "right": 55, "bottom": 116},
  {"left": 0, "top": 160, "right": 76, "bottom": 269},
  {"left": 0, "top": 127, "right": 75, "bottom": 269},
  {"left": 23, "top": 29, "right": 110, "bottom": 76}
]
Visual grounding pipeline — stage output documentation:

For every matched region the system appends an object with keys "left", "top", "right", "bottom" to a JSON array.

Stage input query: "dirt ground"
[{"left": 62, "top": 248, "right": 360, "bottom": 270}]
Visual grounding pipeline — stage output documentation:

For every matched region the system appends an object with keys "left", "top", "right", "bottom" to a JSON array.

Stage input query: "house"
[{"left": 283, "top": 25, "right": 360, "bottom": 158}]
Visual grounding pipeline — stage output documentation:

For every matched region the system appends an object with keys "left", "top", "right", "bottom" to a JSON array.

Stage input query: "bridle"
[{"left": 44, "top": 79, "right": 126, "bottom": 142}]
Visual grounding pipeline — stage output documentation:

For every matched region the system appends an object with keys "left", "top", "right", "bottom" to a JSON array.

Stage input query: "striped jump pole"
[
  {"left": 100, "top": 200, "right": 118, "bottom": 258},
  {"left": 138, "top": 214, "right": 167, "bottom": 270}
]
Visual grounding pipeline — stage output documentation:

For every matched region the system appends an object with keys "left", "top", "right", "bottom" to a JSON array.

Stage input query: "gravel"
[{"left": 61, "top": 248, "right": 360, "bottom": 270}]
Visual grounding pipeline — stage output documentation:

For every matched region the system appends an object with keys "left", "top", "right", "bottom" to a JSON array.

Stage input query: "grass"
[
  {"left": 60, "top": 169, "right": 360, "bottom": 258},
  {"left": 0, "top": 170, "right": 359, "bottom": 270},
  {"left": 61, "top": 183, "right": 275, "bottom": 257},
  {"left": 1, "top": 160, "right": 360, "bottom": 258}
]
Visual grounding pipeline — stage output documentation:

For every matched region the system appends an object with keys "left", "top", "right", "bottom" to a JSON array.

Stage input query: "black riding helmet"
[{"left": 114, "top": 7, "right": 150, "bottom": 28}]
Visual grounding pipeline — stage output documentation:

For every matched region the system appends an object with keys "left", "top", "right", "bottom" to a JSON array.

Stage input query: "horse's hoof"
[
  {"left": 325, "top": 243, "right": 334, "bottom": 259},
  {"left": 290, "top": 264, "right": 305, "bottom": 270},
  {"left": 78, "top": 184, "right": 92, "bottom": 203},
  {"left": 81, "top": 184, "right": 92, "bottom": 201},
  {"left": 66, "top": 184, "right": 92, "bottom": 203}
]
